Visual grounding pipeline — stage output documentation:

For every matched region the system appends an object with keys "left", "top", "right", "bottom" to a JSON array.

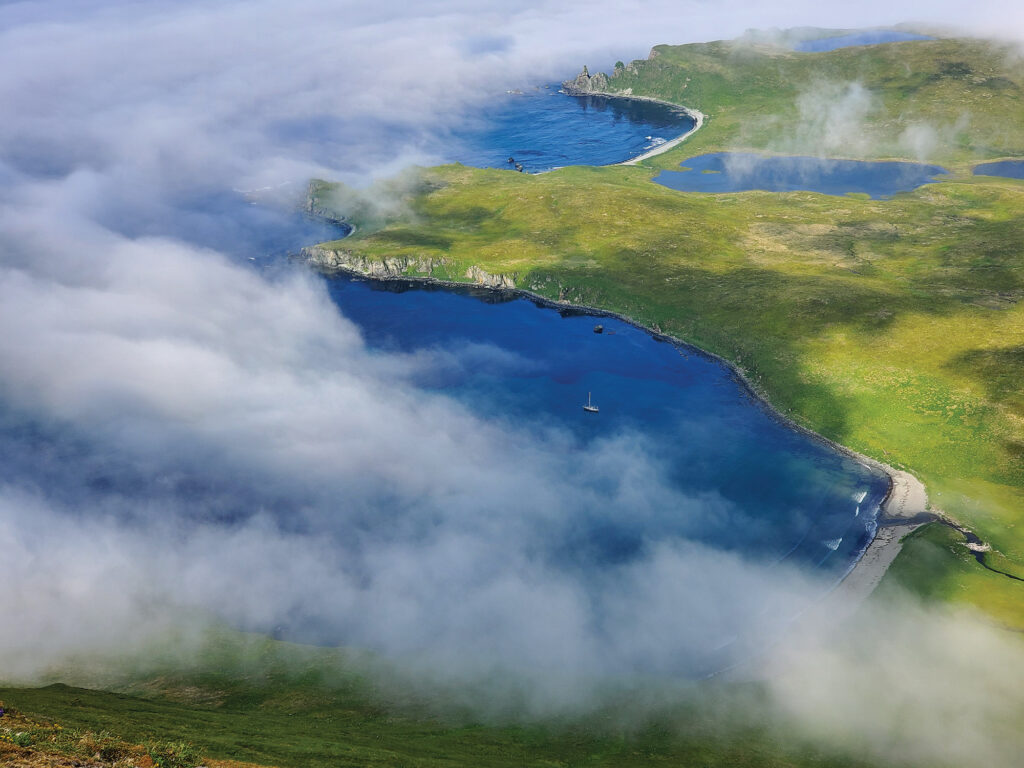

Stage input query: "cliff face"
[
  {"left": 464, "top": 265, "right": 517, "bottom": 289},
  {"left": 303, "top": 245, "right": 443, "bottom": 279},
  {"left": 305, "top": 181, "right": 350, "bottom": 226},
  {"left": 303, "top": 245, "right": 517, "bottom": 289},
  {"left": 561, "top": 65, "right": 610, "bottom": 94}
]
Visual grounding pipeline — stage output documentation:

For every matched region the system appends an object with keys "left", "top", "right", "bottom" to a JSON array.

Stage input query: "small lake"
[
  {"left": 654, "top": 152, "right": 948, "bottom": 198},
  {"left": 973, "top": 160, "right": 1024, "bottom": 180},
  {"left": 450, "top": 86, "right": 695, "bottom": 172},
  {"left": 794, "top": 30, "right": 933, "bottom": 52}
]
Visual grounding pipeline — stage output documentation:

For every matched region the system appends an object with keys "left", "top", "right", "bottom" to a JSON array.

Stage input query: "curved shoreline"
[
  {"left": 559, "top": 88, "right": 705, "bottom": 166},
  {"left": 618, "top": 103, "right": 704, "bottom": 165},
  {"left": 301, "top": 253, "right": 929, "bottom": 607}
]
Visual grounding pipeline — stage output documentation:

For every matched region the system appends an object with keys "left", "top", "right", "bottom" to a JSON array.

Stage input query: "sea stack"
[{"left": 562, "top": 65, "right": 610, "bottom": 95}]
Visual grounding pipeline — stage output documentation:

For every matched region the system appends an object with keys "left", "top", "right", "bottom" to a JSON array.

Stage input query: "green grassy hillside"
[
  {"left": 0, "top": 632, "right": 879, "bottom": 768},
  {"left": 603, "top": 37, "right": 1024, "bottom": 168},
  {"left": 0, "top": 681, "right": 879, "bottom": 768}
]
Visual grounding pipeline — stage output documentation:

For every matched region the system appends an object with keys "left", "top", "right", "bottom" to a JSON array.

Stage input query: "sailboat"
[{"left": 583, "top": 392, "right": 599, "bottom": 413}]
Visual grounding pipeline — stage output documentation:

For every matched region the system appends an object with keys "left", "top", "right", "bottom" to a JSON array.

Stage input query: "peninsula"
[{"left": 306, "top": 33, "right": 1024, "bottom": 627}]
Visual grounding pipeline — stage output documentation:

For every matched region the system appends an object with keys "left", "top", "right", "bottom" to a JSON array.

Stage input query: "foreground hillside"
[
  {"left": 0, "top": 630, "right": 891, "bottom": 768},
  {"left": 310, "top": 34, "right": 1024, "bottom": 626}
]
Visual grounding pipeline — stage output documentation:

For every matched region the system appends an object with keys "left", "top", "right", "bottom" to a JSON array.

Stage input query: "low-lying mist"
[{"left": 2, "top": 1, "right": 1024, "bottom": 766}]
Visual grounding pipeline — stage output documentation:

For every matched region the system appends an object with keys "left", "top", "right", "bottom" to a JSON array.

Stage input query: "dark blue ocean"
[
  {"left": 144, "top": 87, "right": 694, "bottom": 261},
  {"left": 325, "top": 277, "right": 889, "bottom": 584}
]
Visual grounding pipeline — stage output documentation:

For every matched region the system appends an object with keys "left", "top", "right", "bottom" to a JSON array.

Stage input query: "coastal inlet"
[{"left": 449, "top": 83, "right": 695, "bottom": 172}]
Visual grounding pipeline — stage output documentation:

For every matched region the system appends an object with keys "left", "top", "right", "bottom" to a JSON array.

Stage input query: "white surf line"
[
  {"left": 617, "top": 104, "right": 705, "bottom": 166},
  {"left": 534, "top": 91, "right": 704, "bottom": 174}
]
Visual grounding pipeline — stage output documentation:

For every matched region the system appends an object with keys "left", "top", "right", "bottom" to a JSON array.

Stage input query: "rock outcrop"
[
  {"left": 302, "top": 246, "right": 517, "bottom": 289},
  {"left": 304, "top": 182, "right": 349, "bottom": 225},
  {"left": 561, "top": 65, "right": 610, "bottom": 95},
  {"left": 303, "top": 245, "right": 447, "bottom": 279},
  {"left": 465, "top": 265, "right": 517, "bottom": 289}
]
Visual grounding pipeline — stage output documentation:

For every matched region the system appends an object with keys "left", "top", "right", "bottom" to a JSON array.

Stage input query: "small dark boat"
[{"left": 593, "top": 324, "right": 604, "bottom": 334}]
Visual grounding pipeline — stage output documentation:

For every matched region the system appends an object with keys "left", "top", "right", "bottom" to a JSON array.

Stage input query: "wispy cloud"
[{"left": 1, "top": 1, "right": 1023, "bottom": 764}]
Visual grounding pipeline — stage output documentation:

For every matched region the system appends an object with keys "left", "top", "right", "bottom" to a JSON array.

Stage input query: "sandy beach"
[
  {"left": 558, "top": 86, "right": 705, "bottom": 167},
  {"left": 822, "top": 469, "right": 931, "bottom": 620},
  {"left": 617, "top": 105, "right": 705, "bottom": 165}
]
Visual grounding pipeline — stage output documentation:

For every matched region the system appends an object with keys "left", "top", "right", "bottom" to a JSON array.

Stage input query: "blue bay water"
[
  {"left": 448, "top": 86, "right": 694, "bottom": 173},
  {"left": 654, "top": 152, "right": 948, "bottom": 198},
  {"left": 324, "top": 276, "right": 889, "bottom": 583}
]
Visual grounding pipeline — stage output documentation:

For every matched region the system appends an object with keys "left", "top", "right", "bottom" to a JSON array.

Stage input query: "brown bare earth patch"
[{"left": 0, "top": 703, "right": 272, "bottom": 768}]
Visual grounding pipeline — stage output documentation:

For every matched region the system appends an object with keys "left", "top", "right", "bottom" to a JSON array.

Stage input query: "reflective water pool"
[{"left": 654, "top": 152, "right": 948, "bottom": 198}]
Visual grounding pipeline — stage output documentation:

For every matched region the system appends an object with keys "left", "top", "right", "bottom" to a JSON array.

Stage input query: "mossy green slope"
[
  {"left": 312, "top": 35, "right": 1024, "bottom": 626},
  {"left": 0, "top": 643, "right": 876, "bottom": 768},
  {"left": 0, "top": 627, "right": 870, "bottom": 768},
  {"left": 605, "top": 37, "right": 1024, "bottom": 168}
]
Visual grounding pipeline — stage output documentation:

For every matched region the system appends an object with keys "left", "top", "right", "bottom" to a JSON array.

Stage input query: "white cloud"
[{"left": 1, "top": 1, "right": 1023, "bottom": 762}]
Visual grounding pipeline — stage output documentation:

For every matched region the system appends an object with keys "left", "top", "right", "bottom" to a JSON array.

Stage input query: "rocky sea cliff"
[{"left": 302, "top": 244, "right": 518, "bottom": 289}]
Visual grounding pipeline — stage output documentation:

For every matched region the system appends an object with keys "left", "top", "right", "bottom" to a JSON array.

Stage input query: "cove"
[
  {"left": 324, "top": 274, "right": 889, "bottom": 581},
  {"left": 973, "top": 160, "right": 1024, "bottom": 179},
  {"left": 450, "top": 86, "right": 695, "bottom": 172},
  {"left": 654, "top": 152, "right": 948, "bottom": 198}
]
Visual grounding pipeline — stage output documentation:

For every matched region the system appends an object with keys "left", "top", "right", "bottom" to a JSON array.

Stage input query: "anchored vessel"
[{"left": 583, "top": 392, "right": 599, "bottom": 413}]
